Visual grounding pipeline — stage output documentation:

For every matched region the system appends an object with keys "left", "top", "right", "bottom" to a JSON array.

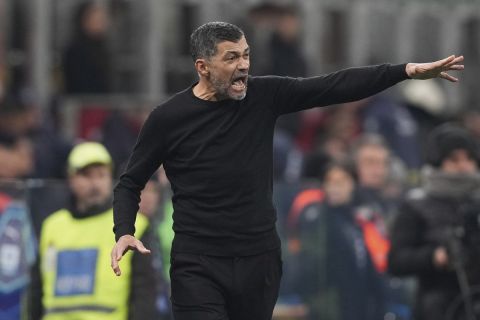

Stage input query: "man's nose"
[{"left": 238, "top": 58, "right": 249, "bottom": 71}]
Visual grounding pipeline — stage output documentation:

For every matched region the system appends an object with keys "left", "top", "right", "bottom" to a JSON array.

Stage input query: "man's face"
[
  {"left": 324, "top": 167, "right": 354, "bottom": 206},
  {"left": 83, "top": 4, "right": 109, "bottom": 37},
  {"left": 205, "top": 36, "right": 250, "bottom": 100},
  {"left": 139, "top": 180, "right": 160, "bottom": 218},
  {"left": 356, "top": 145, "right": 389, "bottom": 189},
  {"left": 69, "top": 165, "right": 112, "bottom": 210},
  {"left": 441, "top": 149, "right": 478, "bottom": 174}
]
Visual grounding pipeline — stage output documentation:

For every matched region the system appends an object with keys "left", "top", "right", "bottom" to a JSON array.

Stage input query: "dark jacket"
[
  {"left": 293, "top": 199, "right": 386, "bottom": 320},
  {"left": 388, "top": 171, "right": 480, "bottom": 320},
  {"left": 62, "top": 36, "right": 111, "bottom": 94}
]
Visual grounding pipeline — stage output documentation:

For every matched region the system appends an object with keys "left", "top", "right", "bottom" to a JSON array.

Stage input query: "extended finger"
[
  {"left": 111, "top": 250, "right": 122, "bottom": 276},
  {"left": 112, "top": 261, "right": 121, "bottom": 276},
  {"left": 444, "top": 56, "right": 464, "bottom": 68},
  {"left": 447, "top": 65, "right": 464, "bottom": 71},
  {"left": 448, "top": 55, "right": 464, "bottom": 64},
  {"left": 115, "top": 244, "right": 126, "bottom": 261},
  {"left": 436, "top": 55, "right": 455, "bottom": 67},
  {"left": 440, "top": 71, "right": 458, "bottom": 82},
  {"left": 134, "top": 240, "right": 151, "bottom": 254}
]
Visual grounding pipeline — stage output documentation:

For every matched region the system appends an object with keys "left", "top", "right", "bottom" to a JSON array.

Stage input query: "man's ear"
[{"left": 195, "top": 59, "right": 209, "bottom": 77}]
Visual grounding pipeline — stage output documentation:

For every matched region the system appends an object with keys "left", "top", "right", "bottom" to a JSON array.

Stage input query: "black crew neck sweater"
[{"left": 113, "top": 63, "right": 409, "bottom": 256}]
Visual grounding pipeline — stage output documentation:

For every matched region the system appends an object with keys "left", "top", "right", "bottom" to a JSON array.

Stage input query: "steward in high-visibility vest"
[
  {"left": 28, "top": 142, "right": 167, "bottom": 319},
  {"left": 39, "top": 208, "right": 148, "bottom": 320}
]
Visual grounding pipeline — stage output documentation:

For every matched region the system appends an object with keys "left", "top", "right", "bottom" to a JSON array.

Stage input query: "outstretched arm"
[
  {"left": 269, "top": 55, "right": 464, "bottom": 116},
  {"left": 406, "top": 55, "right": 464, "bottom": 82}
]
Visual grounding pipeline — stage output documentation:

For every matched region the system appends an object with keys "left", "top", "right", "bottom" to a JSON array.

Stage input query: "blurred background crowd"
[{"left": 1, "top": 0, "right": 480, "bottom": 319}]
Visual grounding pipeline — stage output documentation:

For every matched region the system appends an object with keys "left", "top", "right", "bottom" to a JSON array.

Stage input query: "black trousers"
[{"left": 170, "top": 249, "right": 283, "bottom": 320}]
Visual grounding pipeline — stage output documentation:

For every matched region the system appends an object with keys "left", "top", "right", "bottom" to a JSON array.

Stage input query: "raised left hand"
[{"left": 406, "top": 55, "right": 464, "bottom": 82}]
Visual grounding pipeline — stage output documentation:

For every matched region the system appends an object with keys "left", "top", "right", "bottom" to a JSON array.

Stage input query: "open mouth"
[{"left": 231, "top": 75, "right": 248, "bottom": 91}]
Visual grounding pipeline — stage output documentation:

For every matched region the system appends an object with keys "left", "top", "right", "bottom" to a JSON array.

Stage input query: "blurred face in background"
[
  {"left": 83, "top": 4, "right": 109, "bottom": 37},
  {"left": 441, "top": 149, "right": 478, "bottom": 174},
  {"left": 356, "top": 145, "right": 389, "bottom": 189},
  {"left": 463, "top": 111, "right": 480, "bottom": 140},
  {"left": 322, "top": 136, "right": 349, "bottom": 162},
  {"left": 324, "top": 166, "right": 355, "bottom": 206},
  {"left": 69, "top": 164, "right": 112, "bottom": 212},
  {"left": 0, "top": 137, "right": 34, "bottom": 179},
  {"left": 139, "top": 180, "right": 160, "bottom": 218},
  {"left": 276, "top": 12, "right": 300, "bottom": 42}
]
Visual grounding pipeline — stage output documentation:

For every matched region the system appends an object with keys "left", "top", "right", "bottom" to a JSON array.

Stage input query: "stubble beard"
[{"left": 210, "top": 73, "right": 247, "bottom": 101}]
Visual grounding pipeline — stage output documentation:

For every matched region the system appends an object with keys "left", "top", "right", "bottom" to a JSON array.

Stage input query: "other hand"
[{"left": 110, "top": 234, "right": 151, "bottom": 276}]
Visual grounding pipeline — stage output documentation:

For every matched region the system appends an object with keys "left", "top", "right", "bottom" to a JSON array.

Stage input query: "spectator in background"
[
  {"left": 270, "top": 7, "right": 307, "bottom": 143},
  {"left": 138, "top": 174, "right": 173, "bottom": 317},
  {"left": 389, "top": 123, "right": 480, "bottom": 320},
  {"left": 291, "top": 161, "right": 387, "bottom": 320},
  {"left": 0, "top": 191, "right": 36, "bottom": 320},
  {"left": 383, "top": 156, "right": 409, "bottom": 220},
  {"left": 0, "top": 95, "right": 71, "bottom": 179},
  {"left": 461, "top": 108, "right": 480, "bottom": 147},
  {"left": 247, "top": 4, "right": 308, "bottom": 153},
  {"left": 28, "top": 142, "right": 163, "bottom": 320},
  {"left": 401, "top": 80, "right": 446, "bottom": 162},
  {"left": 0, "top": 97, "right": 35, "bottom": 179},
  {"left": 0, "top": 133, "right": 33, "bottom": 179},
  {"left": 357, "top": 95, "right": 422, "bottom": 171},
  {"left": 318, "top": 104, "right": 361, "bottom": 159},
  {"left": 266, "top": 6, "right": 306, "bottom": 78},
  {"left": 101, "top": 108, "right": 150, "bottom": 178},
  {"left": 352, "top": 134, "right": 400, "bottom": 218},
  {"left": 138, "top": 170, "right": 174, "bottom": 282},
  {"left": 0, "top": 126, "right": 36, "bottom": 319},
  {"left": 62, "top": 1, "right": 111, "bottom": 94}
]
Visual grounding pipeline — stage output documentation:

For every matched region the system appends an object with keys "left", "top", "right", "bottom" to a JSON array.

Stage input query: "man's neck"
[
  {"left": 71, "top": 197, "right": 112, "bottom": 219},
  {"left": 192, "top": 80, "right": 219, "bottom": 101}
]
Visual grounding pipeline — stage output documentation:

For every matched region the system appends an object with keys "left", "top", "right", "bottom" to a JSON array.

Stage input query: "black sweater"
[{"left": 114, "top": 64, "right": 409, "bottom": 256}]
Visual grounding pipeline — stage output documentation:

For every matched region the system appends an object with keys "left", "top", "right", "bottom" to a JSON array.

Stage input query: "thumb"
[{"left": 116, "top": 246, "right": 124, "bottom": 261}]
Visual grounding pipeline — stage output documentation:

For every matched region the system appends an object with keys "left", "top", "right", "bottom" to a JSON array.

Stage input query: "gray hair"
[
  {"left": 190, "top": 22, "right": 244, "bottom": 61},
  {"left": 351, "top": 134, "right": 391, "bottom": 162}
]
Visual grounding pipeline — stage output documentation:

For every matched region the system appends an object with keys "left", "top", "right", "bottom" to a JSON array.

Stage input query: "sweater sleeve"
[
  {"left": 269, "top": 63, "right": 409, "bottom": 116},
  {"left": 113, "top": 107, "right": 167, "bottom": 241},
  {"left": 387, "top": 200, "right": 436, "bottom": 276}
]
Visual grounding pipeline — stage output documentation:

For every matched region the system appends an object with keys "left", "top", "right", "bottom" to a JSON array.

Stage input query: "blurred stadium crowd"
[{"left": 1, "top": 0, "right": 480, "bottom": 319}]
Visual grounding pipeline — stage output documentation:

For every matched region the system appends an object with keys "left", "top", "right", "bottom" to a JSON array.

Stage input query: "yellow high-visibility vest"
[{"left": 39, "top": 208, "right": 148, "bottom": 320}]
